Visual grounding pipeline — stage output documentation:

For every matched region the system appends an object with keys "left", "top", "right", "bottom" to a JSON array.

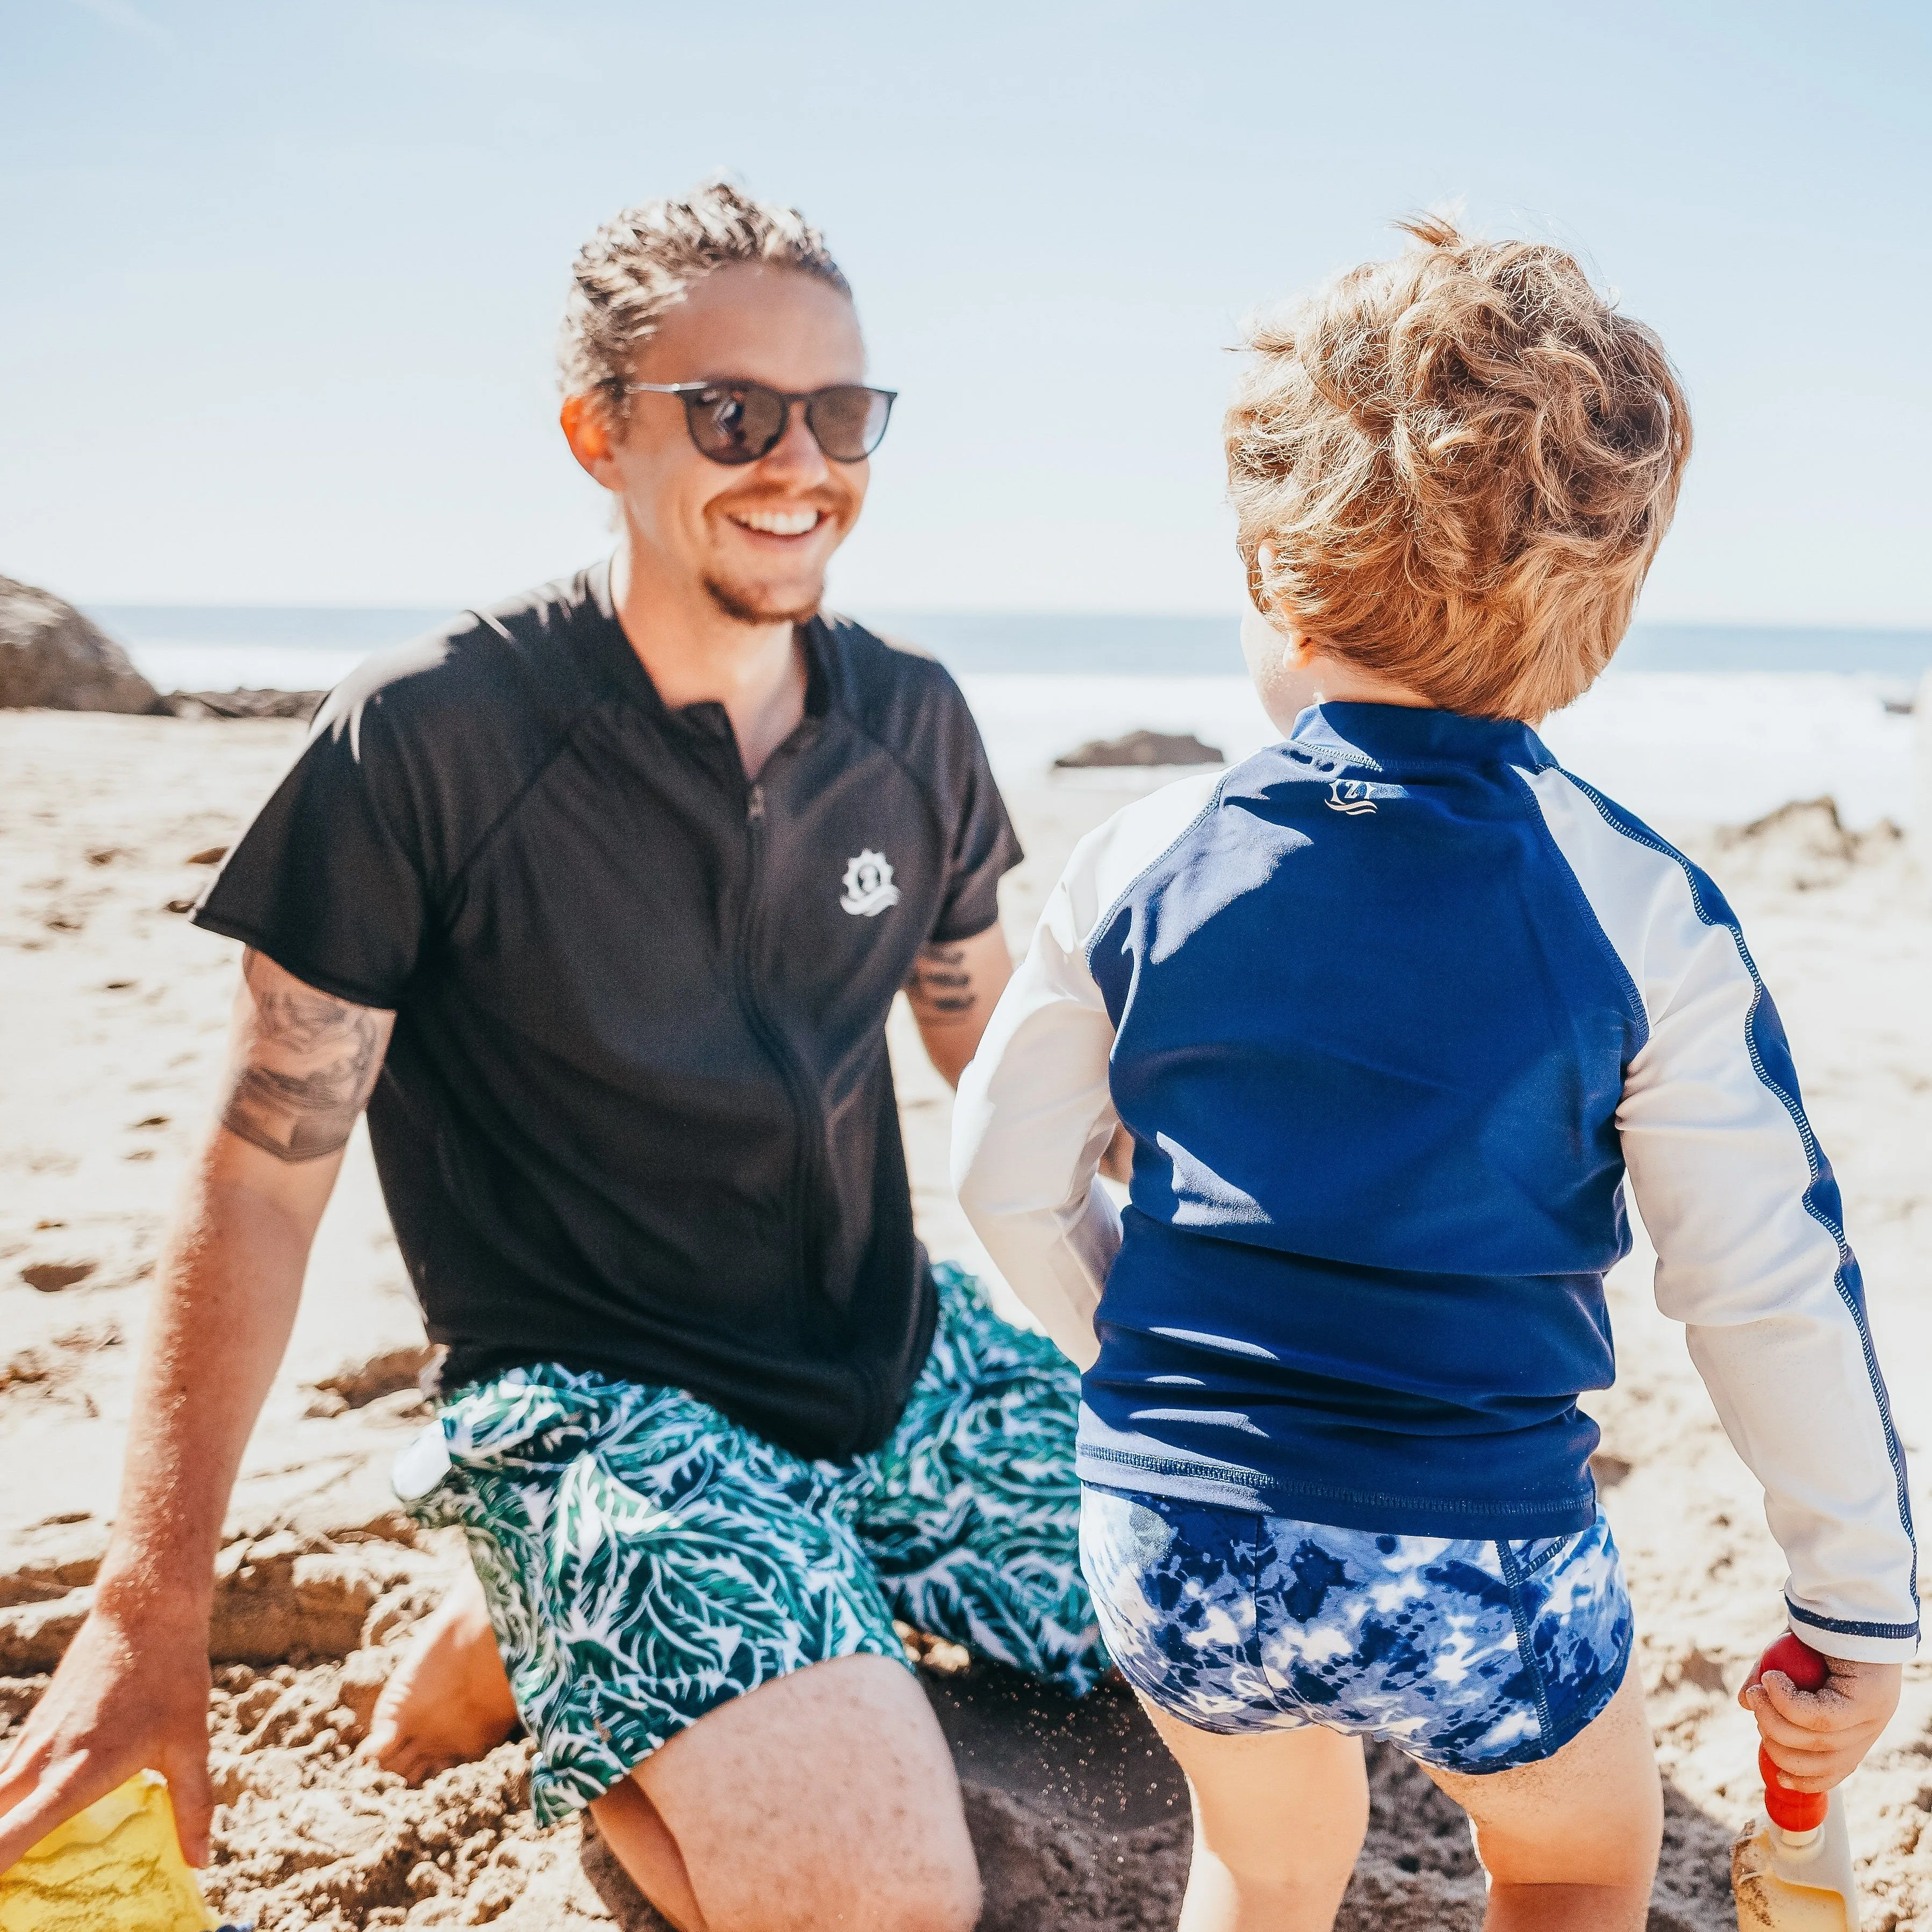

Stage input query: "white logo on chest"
[{"left": 839, "top": 849, "right": 901, "bottom": 916}]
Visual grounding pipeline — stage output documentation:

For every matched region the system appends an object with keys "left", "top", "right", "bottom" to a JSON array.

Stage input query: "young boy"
[{"left": 952, "top": 218, "right": 1916, "bottom": 1930}]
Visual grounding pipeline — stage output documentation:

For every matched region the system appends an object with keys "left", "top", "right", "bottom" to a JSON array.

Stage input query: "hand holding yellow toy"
[{"left": 0, "top": 1771, "right": 241, "bottom": 1932}]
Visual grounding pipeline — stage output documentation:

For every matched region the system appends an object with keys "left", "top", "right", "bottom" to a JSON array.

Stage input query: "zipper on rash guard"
[{"left": 732, "top": 774, "right": 831, "bottom": 1380}]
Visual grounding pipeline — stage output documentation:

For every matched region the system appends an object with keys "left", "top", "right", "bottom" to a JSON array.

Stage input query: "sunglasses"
[{"left": 612, "top": 378, "right": 896, "bottom": 465}]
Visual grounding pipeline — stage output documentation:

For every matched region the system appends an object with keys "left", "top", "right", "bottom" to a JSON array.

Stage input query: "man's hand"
[
  {"left": 1740, "top": 1650, "right": 1902, "bottom": 1793},
  {"left": 0, "top": 1607, "right": 214, "bottom": 1871}
]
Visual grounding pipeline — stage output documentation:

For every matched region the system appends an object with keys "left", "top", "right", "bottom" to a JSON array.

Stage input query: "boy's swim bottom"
[
  {"left": 392, "top": 1264, "right": 1104, "bottom": 1825},
  {"left": 1081, "top": 1483, "right": 1632, "bottom": 1774}
]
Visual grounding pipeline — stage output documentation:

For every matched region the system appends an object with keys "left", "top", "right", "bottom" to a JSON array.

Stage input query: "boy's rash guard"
[{"left": 954, "top": 702, "right": 1918, "bottom": 1662}]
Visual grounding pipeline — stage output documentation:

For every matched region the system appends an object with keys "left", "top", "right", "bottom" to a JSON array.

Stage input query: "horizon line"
[{"left": 76, "top": 601, "right": 1932, "bottom": 638}]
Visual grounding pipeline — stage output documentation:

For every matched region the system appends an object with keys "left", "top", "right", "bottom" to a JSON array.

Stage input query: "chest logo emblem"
[{"left": 840, "top": 849, "right": 901, "bottom": 917}]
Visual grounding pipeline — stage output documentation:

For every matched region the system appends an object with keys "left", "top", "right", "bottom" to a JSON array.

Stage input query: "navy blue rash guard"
[{"left": 955, "top": 702, "right": 1917, "bottom": 1662}]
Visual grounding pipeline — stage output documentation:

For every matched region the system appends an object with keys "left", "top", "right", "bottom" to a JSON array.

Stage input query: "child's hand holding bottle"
[{"left": 1741, "top": 1633, "right": 1901, "bottom": 1793}]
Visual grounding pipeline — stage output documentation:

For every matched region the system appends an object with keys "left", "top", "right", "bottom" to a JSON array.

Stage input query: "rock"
[
  {"left": 167, "top": 688, "right": 324, "bottom": 721},
  {"left": 1707, "top": 795, "right": 1904, "bottom": 893},
  {"left": 0, "top": 576, "right": 161, "bottom": 713},
  {"left": 1054, "top": 729, "right": 1224, "bottom": 769},
  {"left": 19, "top": 1260, "right": 97, "bottom": 1292}
]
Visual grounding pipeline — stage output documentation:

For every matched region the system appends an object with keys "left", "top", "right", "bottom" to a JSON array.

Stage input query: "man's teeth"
[{"left": 734, "top": 508, "right": 822, "bottom": 536}]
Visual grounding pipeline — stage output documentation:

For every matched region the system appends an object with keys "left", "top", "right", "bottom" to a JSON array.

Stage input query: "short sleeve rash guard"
[{"left": 195, "top": 563, "right": 1021, "bottom": 1460}]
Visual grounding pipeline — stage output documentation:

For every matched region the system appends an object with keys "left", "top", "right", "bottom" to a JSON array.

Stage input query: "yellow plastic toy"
[{"left": 0, "top": 1771, "right": 228, "bottom": 1932}]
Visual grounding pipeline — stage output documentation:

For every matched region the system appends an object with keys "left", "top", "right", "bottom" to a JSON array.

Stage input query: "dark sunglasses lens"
[
  {"left": 687, "top": 384, "right": 787, "bottom": 463},
  {"left": 808, "top": 387, "right": 892, "bottom": 461}
]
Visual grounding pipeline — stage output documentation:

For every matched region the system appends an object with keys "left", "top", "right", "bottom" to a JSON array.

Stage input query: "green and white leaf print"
[{"left": 405, "top": 1265, "right": 1102, "bottom": 1823}]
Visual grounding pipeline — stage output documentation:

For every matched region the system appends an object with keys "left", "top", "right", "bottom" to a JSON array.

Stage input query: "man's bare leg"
[
  {"left": 597, "top": 1654, "right": 980, "bottom": 1932},
  {"left": 364, "top": 1565, "right": 518, "bottom": 1783},
  {"left": 591, "top": 1778, "right": 706, "bottom": 1932}
]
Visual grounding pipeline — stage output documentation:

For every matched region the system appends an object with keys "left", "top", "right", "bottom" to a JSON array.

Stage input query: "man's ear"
[{"left": 560, "top": 392, "right": 619, "bottom": 486}]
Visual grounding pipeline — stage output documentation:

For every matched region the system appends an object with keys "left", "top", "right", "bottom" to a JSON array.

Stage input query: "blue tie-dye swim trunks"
[{"left": 1081, "top": 1484, "right": 1632, "bottom": 1773}]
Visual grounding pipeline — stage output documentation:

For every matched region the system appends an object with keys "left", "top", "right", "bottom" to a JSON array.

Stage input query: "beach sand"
[{"left": 2, "top": 710, "right": 1928, "bottom": 1929}]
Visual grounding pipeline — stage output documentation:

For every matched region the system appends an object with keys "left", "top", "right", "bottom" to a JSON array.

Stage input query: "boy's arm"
[
  {"left": 953, "top": 870, "right": 1122, "bottom": 1368},
  {"left": 1598, "top": 848, "right": 1915, "bottom": 1786},
  {"left": 1616, "top": 907, "right": 1917, "bottom": 1669},
  {"left": 1522, "top": 766, "right": 1918, "bottom": 1679},
  {"left": 0, "top": 953, "right": 394, "bottom": 1869}
]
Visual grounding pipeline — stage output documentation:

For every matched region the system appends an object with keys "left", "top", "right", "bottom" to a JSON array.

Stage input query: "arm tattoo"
[
  {"left": 906, "top": 942, "right": 976, "bottom": 1022},
  {"left": 220, "top": 952, "right": 385, "bottom": 1162}
]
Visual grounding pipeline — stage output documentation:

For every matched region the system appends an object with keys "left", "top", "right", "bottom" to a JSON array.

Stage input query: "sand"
[{"left": 2, "top": 710, "right": 1929, "bottom": 1929}]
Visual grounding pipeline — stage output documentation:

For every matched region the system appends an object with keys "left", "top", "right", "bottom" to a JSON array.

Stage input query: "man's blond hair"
[
  {"left": 558, "top": 179, "right": 849, "bottom": 415},
  {"left": 1227, "top": 217, "right": 1691, "bottom": 720}
]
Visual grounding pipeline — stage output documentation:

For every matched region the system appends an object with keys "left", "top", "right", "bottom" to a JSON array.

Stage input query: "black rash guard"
[{"left": 195, "top": 561, "right": 1021, "bottom": 1460}]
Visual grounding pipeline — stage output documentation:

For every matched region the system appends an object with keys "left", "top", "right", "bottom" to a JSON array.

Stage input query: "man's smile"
[{"left": 727, "top": 506, "right": 827, "bottom": 538}]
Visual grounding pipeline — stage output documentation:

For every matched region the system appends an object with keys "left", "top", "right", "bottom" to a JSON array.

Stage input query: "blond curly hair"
[
  {"left": 1227, "top": 216, "right": 1691, "bottom": 720},
  {"left": 558, "top": 179, "right": 849, "bottom": 415}
]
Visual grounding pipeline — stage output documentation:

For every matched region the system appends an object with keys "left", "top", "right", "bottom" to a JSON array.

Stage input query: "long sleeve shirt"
[{"left": 954, "top": 702, "right": 1918, "bottom": 1663}]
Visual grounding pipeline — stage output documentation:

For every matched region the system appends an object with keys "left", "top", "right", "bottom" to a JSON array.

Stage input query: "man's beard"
[{"left": 702, "top": 573, "right": 824, "bottom": 628}]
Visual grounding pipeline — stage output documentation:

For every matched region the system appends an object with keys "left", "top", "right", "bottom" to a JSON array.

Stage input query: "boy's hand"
[{"left": 1739, "top": 1649, "right": 1902, "bottom": 1793}]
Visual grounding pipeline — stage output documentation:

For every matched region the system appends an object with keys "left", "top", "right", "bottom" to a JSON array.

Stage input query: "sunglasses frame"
[{"left": 611, "top": 378, "right": 897, "bottom": 466}]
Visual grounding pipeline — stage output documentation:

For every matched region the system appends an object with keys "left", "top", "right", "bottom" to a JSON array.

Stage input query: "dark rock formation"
[
  {"left": 167, "top": 688, "right": 325, "bottom": 721},
  {"left": 0, "top": 575, "right": 162, "bottom": 713},
  {"left": 1054, "top": 729, "right": 1223, "bottom": 769}
]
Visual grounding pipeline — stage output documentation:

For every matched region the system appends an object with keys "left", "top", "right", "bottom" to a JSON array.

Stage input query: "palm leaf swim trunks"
[{"left": 393, "top": 1263, "right": 1103, "bottom": 1823}]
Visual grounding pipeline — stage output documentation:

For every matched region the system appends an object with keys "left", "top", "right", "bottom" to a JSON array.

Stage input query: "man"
[{"left": 0, "top": 183, "right": 1101, "bottom": 1932}]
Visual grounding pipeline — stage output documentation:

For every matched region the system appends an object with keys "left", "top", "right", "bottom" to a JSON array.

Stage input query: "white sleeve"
[
  {"left": 1525, "top": 767, "right": 1919, "bottom": 1662},
  {"left": 952, "top": 771, "right": 1225, "bottom": 1370},
  {"left": 951, "top": 868, "right": 1121, "bottom": 1368}
]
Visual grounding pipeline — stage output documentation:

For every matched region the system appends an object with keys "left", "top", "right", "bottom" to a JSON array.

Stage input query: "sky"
[{"left": 3, "top": 0, "right": 1928, "bottom": 624}]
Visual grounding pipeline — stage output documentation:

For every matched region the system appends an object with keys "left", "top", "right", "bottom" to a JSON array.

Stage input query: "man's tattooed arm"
[
  {"left": 904, "top": 924, "right": 1014, "bottom": 1089},
  {"left": 218, "top": 950, "right": 396, "bottom": 1162},
  {"left": 908, "top": 928, "right": 1134, "bottom": 1177}
]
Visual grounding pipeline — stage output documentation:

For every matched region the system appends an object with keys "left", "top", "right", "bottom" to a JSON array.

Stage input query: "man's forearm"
[
  {"left": 90, "top": 1154, "right": 318, "bottom": 1626},
  {"left": 907, "top": 925, "right": 1015, "bottom": 1088}
]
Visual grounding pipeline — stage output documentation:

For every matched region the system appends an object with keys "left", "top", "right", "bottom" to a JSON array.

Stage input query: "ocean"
[{"left": 89, "top": 606, "right": 1932, "bottom": 831}]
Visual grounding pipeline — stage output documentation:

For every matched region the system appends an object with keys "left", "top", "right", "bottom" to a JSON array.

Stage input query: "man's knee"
[
  {"left": 703, "top": 1849, "right": 980, "bottom": 1932},
  {"left": 845, "top": 1857, "right": 981, "bottom": 1932}
]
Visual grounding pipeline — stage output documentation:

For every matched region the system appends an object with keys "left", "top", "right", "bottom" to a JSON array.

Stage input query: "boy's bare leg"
[
  {"left": 1136, "top": 1700, "right": 1369, "bottom": 1931},
  {"left": 1423, "top": 1664, "right": 1662, "bottom": 1931},
  {"left": 364, "top": 1567, "right": 519, "bottom": 1782}
]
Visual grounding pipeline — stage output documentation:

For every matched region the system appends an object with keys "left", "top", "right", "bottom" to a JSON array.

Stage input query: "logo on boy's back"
[{"left": 1326, "top": 779, "right": 1381, "bottom": 816}]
